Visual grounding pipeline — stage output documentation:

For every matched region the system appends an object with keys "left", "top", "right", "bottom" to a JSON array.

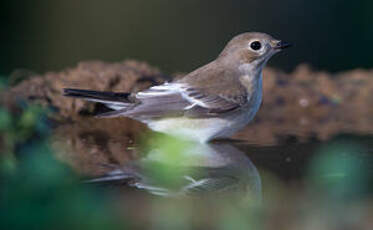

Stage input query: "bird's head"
[{"left": 219, "top": 32, "right": 292, "bottom": 71}]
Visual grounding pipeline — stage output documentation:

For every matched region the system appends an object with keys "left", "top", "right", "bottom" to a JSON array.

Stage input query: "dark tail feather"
[
  {"left": 63, "top": 88, "right": 131, "bottom": 102},
  {"left": 63, "top": 88, "right": 135, "bottom": 111}
]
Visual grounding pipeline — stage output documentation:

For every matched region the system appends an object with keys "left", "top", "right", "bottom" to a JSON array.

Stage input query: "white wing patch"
[{"left": 136, "top": 82, "right": 209, "bottom": 109}]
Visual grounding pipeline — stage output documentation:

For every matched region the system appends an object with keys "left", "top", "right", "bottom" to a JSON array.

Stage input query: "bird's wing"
[
  {"left": 63, "top": 83, "right": 245, "bottom": 119},
  {"left": 116, "top": 82, "right": 247, "bottom": 119},
  {"left": 65, "top": 59, "right": 250, "bottom": 119}
]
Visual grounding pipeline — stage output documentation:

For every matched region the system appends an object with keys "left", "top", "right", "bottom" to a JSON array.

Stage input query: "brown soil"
[{"left": 2, "top": 60, "right": 168, "bottom": 119}]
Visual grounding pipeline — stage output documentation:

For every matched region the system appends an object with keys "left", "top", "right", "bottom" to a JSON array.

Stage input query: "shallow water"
[
  {"left": 53, "top": 117, "right": 373, "bottom": 200},
  {"left": 47, "top": 115, "right": 373, "bottom": 230},
  {"left": 239, "top": 134, "right": 373, "bottom": 182}
]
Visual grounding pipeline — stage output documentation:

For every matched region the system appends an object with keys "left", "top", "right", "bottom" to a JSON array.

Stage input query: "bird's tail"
[{"left": 63, "top": 88, "right": 135, "bottom": 117}]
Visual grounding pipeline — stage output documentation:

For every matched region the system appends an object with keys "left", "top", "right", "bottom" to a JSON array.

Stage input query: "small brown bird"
[{"left": 64, "top": 32, "right": 291, "bottom": 142}]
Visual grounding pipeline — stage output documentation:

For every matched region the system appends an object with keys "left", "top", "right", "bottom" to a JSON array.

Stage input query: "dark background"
[{"left": 1, "top": 0, "right": 372, "bottom": 75}]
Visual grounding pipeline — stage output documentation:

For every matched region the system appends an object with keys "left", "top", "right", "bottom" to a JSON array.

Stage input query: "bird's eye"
[{"left": 250, "top": 41, "right": 262, "bottom": 51}]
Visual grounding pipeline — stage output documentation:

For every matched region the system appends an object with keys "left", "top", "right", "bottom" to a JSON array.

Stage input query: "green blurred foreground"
[
  {"left": 1, "top": 82, "right": 373, "bottom": 229},
  {"left": 0, "top": 102, "right": 126, "bottom": 229}
]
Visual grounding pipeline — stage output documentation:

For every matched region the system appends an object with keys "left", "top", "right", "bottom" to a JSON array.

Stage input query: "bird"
[{"left": 64, "top": 32, "right": 291, "bottom": 143}]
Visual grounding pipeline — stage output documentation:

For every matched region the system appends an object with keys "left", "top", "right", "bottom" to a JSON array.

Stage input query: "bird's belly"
[{"left": 146, "top": 113, "right": 251, "bottom": 143}]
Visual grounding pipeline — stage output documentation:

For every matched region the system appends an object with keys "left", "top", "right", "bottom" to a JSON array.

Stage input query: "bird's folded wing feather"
[{"left": 122, "top": 82, "right": 247, "bottom": 119}]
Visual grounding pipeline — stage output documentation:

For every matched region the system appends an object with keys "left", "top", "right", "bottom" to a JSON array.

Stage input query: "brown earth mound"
[{"left": 2, "top": 60, "right": 168, "bottom": 119}]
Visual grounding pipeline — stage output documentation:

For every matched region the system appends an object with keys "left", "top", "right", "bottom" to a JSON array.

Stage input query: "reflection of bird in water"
[{"left": 87, "top": 142, "right": 261, "bottom": 201}]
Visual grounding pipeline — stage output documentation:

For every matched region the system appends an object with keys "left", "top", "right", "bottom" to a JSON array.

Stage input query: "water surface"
[{"left": 53, "top": 117, "right": 373, "bottom": 201}]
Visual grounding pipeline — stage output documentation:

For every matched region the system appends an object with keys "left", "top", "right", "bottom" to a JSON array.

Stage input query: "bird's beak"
[{"left": 274, "top": 41, "right": 292, "bottom": 50}]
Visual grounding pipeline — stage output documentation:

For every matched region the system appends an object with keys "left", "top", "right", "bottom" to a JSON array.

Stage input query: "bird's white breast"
[
  {"left": 147, "top": 112, "right": 251, "bottom": 143},
  {"left": 238, "top": 63, "right": 263, "bottom": 121}
]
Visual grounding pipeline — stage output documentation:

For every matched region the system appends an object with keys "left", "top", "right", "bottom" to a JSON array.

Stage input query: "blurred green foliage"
[
  {"left": 0, "top": 103, "right": 51, "bottom": 173},
  {"left": 0, "top": 101, "right": 125, "bottom": 230},
  {"left": 0, "top": 152, "right": 125, "bottom": 230},
  {"left": 139, "top": 134, "right": 197, "bottom": 189},
  {"left": 0, "top": 76, "right": 7, "bottom": 91},
  {"left": 308, "top": 138, "right": 370, "bottom": 201}
]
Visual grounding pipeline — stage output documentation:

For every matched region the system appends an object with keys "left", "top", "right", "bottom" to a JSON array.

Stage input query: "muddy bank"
[
  {"left": 2, "top": 60, "right": 168, "bottom": 119},
  {"left": 2, "top": 60, "right": 373, "bottom": 146}
]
